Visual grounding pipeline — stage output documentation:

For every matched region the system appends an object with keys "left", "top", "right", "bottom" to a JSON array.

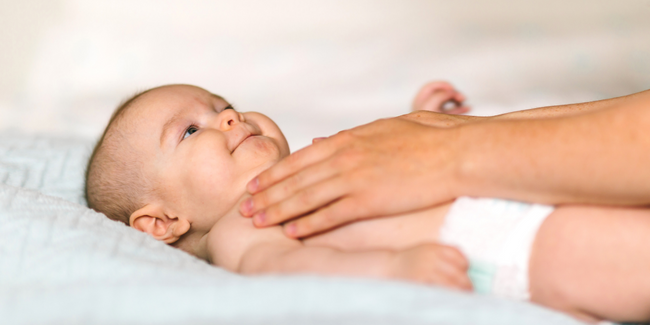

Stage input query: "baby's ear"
[{"left": 130, "top": 204, "right": 191, "bottom": 244}]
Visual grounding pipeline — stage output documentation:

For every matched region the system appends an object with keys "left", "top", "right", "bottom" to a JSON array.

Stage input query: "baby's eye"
[{"left": 183, "top": 126, "right": 198, "bottom": 140}]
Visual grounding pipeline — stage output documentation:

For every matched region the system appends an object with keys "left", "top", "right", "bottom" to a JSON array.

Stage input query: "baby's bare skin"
[
  {"left": 303, "top": 203, "right": 450, "bottom": 250},
  {"left": 204, "top": 196, "right": 468, "bottom": 286}
]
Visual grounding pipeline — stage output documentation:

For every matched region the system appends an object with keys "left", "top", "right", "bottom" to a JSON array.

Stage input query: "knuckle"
[
  {"left": 265, "top": 204, "right": 282, "bottom": 222},
  {"left": 320, "top": 209, "right": 337, "bottom": 225},
  {"left": 306, "top": 212, "right": 326, "bottom": 233},
  {"left": 285, "top": 150, "right": 302, "bottom": 167},
  {"left": 281, "top": 182, "right": 293, "bottom": 198},
  {"left": 255, "top": 190, "right": 270, "bottom": 207},
  {"left": 348, "top": 200, "right": 370, "bottom": 219},
  {"left": 330, "top": 154, "right": 346, "bottom": 169},
  {"left": 294, "top": 218, "right": 311, "bottom": 235},
  {"left": 297, "top": 188, "right": 314, "bottom": 206},
  {"left": 337, "top": 200, "right": 364, "bottom": 223},
  {"left": 339, "top": 148, "right": 363, "bottom": 166},
  {"left": 336, "top": 129, "right": 354, "bottom": 140},
  {"left": 287, "top": 173, "right": 303, "bottom": 191},
  {"left": 317, "top": 207, "right": 346, "bottom": 231}
]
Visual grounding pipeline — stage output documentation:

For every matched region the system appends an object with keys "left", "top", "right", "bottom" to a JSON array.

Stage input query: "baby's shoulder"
[{"left": 206, "top": 212, "right": 300, "bottom": 270}]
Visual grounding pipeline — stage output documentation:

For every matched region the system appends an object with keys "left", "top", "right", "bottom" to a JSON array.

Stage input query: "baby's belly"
[{"left": 302, "top": 202, "right": 452, "bottom": 251}]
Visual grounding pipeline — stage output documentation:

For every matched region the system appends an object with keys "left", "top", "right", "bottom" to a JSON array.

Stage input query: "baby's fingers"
[
  {"left": 443, "top": 105, "right": 471, "bottom": 115},
  {"left": 413, "top": 81, "right": 454, "bottom": 101},
  {"left": 416, "top": 89, "right": 466, "bottom": 113},
  {"left": 440, "top": 262, "right": 473, "bottom": 291},
  {"left": 433, "top": 246, "right": 473, "bottom": 291}
]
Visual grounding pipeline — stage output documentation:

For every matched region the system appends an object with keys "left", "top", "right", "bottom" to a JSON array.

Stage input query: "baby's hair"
[{"left": 84, "top": 88, "right": 156, "bottom": 225}]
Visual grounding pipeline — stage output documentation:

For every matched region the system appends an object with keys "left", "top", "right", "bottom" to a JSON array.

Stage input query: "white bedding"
[{"left": 0, "top": 135, "right": 585, "bottom": 324}]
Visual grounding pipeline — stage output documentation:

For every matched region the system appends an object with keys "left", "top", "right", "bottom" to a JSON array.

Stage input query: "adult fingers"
[
  {"left": 241, "top": 157, "right": 342, "bottom": 218},
  {"left": 282, "top": 196, "right": 370, "bottom": 238},
  {"left": 251, "top": 176, "right": 349, "bottom": 228},
  {"left": 247, "top": 135, "right": 341, "bottom": 194}
]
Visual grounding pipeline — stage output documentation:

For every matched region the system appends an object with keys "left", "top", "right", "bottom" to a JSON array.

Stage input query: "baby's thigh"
[{"left": 529, "top": 205, "right": 650, "bottom": 322}]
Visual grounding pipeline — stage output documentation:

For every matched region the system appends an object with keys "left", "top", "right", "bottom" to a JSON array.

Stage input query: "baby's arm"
[
  {"left": 412, "top": 81, "right": 470, "bottom": 114},
  {"left": 239, "top": 239, "right": 470, "bottom": 289},
  {"left": 207, "top": 212, "right": 471, "bottom": 289},
  {"left": 530, "top": 204, "right": 650, "bottom": 323}
]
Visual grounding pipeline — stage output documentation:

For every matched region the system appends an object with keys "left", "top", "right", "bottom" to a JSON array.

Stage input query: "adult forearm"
[
  {"left": 493, "top": 92, "right": 635, "bottom": 120},
  {"left": 454, "top": 90, "right": 650, "bottom": 205},
  {"left": 405, "top": 91, "right": 638, "bottom": 128}
]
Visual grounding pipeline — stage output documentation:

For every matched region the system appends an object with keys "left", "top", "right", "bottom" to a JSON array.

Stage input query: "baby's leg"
[{"left": 529, "top": 205, "right": 650, "bottom": 323}]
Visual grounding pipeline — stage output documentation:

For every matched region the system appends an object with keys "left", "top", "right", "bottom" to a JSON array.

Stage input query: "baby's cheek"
[{"left": 190, "top": 160, "right": 232, "bottom": 194}]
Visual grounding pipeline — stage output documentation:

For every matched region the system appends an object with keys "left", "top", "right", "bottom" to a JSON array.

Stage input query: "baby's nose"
[{"left": 219, "top": 109, "right": 243, "bottom": 130}]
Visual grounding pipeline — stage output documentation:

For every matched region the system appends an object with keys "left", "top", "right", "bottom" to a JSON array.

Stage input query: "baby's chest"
[{"left": 302, "top": 211, "right": 440, "bottom": 251}]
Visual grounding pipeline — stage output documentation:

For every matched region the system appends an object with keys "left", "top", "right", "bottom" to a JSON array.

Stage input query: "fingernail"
[
  {"left": 285, "top": 223, "right": 297, "bottom": 237},
  {"left": 248, "top": 177, "right": 259, "bottom": 193},
  {"left": 241, "top": 198, "right": 253, "bottom": 215},
  {"left": 253, "top": 211, "right": 266, "bottom": 226}
]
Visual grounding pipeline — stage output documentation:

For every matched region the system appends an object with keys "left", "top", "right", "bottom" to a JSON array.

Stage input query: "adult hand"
[{"left": 239, "top": 117, "right": 462, "bottom": 238}]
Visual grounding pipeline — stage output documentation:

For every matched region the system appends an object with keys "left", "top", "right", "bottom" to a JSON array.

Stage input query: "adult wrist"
[
  {"left": 420, "top": 124, "right": 468, "bottom": 202},
  {"left": 447, "top": 122, "right": 481, "bottom": 199}
]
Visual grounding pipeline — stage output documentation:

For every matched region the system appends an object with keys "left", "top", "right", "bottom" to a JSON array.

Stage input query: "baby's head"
[{"left": 85, "top": 84, "right": 289, "bottom": 255}]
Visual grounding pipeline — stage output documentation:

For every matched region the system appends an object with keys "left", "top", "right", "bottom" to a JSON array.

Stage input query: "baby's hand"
[
  {"left": 412, "top": 81, "right": 470, "bottom": 114},
  {"left": 392, "top": 243, "right": 472, "bottom": 291}
]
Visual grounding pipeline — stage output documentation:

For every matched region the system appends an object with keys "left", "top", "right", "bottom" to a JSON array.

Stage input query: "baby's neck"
[{"left": 194, "top": 195, "right": 253, "bottom": 263}]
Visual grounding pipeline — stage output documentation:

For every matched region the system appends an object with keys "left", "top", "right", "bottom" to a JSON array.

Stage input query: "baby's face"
[{"left": 122, "top": 85, "right": 289, "bottom": 231}]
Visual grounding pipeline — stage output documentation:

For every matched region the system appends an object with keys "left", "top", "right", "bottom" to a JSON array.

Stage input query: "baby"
[{"left": 86, "top": 84, "right": 650, "bottom": 323}]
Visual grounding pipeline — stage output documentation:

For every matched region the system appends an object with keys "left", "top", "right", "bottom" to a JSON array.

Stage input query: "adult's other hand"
[{"left": 239, "top": 117, "right": 461, "bottom": 238}]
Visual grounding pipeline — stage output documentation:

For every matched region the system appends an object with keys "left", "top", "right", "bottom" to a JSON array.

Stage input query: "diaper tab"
[{"left": 468, "top": 259, "right": 497, "bottom": 294}]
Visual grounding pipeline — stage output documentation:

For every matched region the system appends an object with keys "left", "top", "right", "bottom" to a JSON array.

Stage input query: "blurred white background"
[{"left": 1, "top": 0, "right": 649, "bottom": 150}]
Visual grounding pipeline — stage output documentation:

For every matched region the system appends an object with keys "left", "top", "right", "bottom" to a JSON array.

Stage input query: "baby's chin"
[{"left": 234, "top": 135, "right": 285, "bottom": 165}]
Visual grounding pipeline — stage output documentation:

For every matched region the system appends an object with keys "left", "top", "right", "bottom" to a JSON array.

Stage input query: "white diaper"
[{"left": 439, "top": 196, "right": 554, "bottom": 300}]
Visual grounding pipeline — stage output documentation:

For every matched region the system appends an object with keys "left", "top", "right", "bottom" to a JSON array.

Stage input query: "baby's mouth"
[
  {"left": 229, "top": 123, "right": 264, "bottom": 153},
  {"left": 230, "top": 131, "right": 257, "bottom": 154}
]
